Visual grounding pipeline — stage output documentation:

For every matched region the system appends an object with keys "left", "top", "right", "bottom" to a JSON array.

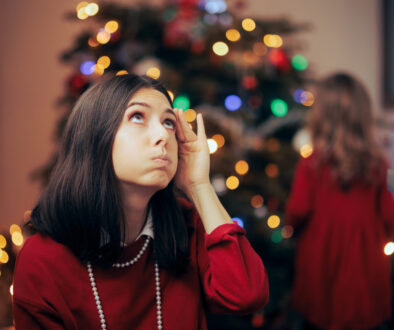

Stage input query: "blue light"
[
  {"left": 205, "top": 0, "right": 227, "bottom": 14},
  {"left": 232, "top": 217, "right": 244, "bottom": 228},
  {"left": 80, "top": 61, "right": 96, "bottom": 75},
  {"left": 293, "top": 89, "right": 304, "bottom": 104},
  {"left": 225, "top": 95, "right": 242, "bottom": 111}
]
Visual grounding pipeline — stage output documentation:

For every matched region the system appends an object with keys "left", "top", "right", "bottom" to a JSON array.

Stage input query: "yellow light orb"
[
  {"left": 282, "top": 225, "right": 294, "bottom": 239},
  {"left": 97, "top": 56, "right": 111, "bottom": 69},
  {"left": 0, "top": 235, "right": 6, "bottom": 249},
  {"left": 226, "top": 176, "right": 240, "bottom": 190},
  {"left": 264, "top": 34, "right": 283, "bottom": 48},
  {"left": 212, "top": 134, "right": 225, "bottom": 148},
  {"left": 235, "top": 160, "right": 249, "bottom": 175},
  {"left": 212, "top": 41, "right": 229, "bottom": 56},
  {"left": 167, "top": 90, "right": 175, "bottom": 102},
  {"left": 10, "top": 284, "right": 13, "bottom": 296},
  {"left": 225, "top": 29, "right": 241, "bottom": 42},
  {"left": 242, "top": 18, "right": 256, "bottom": 32},
  {"left": 97, "top": 30, "right": 111, "bottom": 44},
  {"left": 85, "top": 3, "right": 99, "bottom": 16},
  {"left": 384, "top": 242, "right": 394, "bottom": 256},
  {"left": 10, "top": 224, "right": 21, "bottom": 235},
  {"left": 251, "top": 195, "right": 264, "bottom": 208},
  {"left": 207, "top": 139, "right": 218, "bottom": 154},
  {"left": 265, "top": 163, "right": 279, "bottom": 178},
  {"left": 300, "top": 144, "right": 313, "bottom": 158},
  {"left": 94, "top": 63, "right": 105, "bottom": 75},
  {"left": 105, "top": 20, "right": 119, "bottom": 33},
  {"left": 12, "top": 232, "right": 24, "bottom": 246},
  {"left": 116, "top": 70, "right": 128, "bottom": 76},
  {"left": 77, "top": 7, "right": 89, "bottom": 20},
  {"left": 267, "top": 215, "right": 280, "bottom": 228},
  {"left": 0, "top": 250, "right": 9, "bottom": 264},
  {"left": 184, "top": 109, "right": 197, "bottom": 122},
  {"left": 253, "top": 43, "right": 267, "bottom": 56},
  {"left": 76, "top": 2, "right": 88, "bottom": 11},
  {"left": 88, "top": 37, "right": 99, "bottom": 47},
  {"left": 146, "top": 67, "right": 161, "bottom": 80}
]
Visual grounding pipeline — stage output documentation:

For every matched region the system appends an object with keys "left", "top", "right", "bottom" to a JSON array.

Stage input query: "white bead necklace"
[{"left": 87, "top": 237, "right": 163, "bottom": 330}]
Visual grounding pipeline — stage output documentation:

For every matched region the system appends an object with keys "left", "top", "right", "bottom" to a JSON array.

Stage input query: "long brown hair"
[{"left": 308, "top": 72, "right": 385, "bottom": 188}]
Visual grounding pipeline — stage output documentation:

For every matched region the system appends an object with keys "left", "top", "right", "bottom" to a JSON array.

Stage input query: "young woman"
[
  {"left": 286, "top": 72, "right": 394, "bottom": 329},
  {"left": 12, "top": 74, "right": 269, "bottom": 329}
]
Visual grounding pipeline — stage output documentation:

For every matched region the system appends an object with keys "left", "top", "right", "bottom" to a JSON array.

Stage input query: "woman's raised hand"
[{"left": 174, "top": 108, "right": 210, "bottom": 197}]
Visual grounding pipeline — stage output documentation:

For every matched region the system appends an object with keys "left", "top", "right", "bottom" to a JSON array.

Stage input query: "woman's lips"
[{"left": 152, "top": 156, "right": 171, "bottom": 166}]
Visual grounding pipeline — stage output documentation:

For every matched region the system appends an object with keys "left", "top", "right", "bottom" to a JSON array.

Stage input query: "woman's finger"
[
  {"left": 196, "top": 113, "right": 207, "bottom": 142},
  {"left": 176, "top": 109, "right": 197, "bottom": 142}
]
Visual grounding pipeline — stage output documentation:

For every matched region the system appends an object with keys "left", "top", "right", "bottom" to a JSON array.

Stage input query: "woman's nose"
[{"left": 151, "top": 122, "right": 169, "bottom": 147}]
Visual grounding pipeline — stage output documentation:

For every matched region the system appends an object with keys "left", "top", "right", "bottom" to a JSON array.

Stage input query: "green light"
[
  {"left": 173, "top": 95, "right": 190, "bottom": 111},
  {"left": 291, "top": 54, "right": 308, "bottom": 71},
  {"left": 271, "top": 99, "right": 288, "bottom": 117},
  {"left": 271, "top": 229, "right": 283, "bottom": 243}
]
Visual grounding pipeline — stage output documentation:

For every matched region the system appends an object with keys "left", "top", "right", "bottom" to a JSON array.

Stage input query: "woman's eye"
[
  {"left": 130, "top": 113, "right": 144, "bottom": 123},
  {"left": 164, "top": 119, "right": 176, "bottom": 130}
]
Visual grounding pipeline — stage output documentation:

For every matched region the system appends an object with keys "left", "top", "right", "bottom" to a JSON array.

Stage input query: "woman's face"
[{"left": 112, "top": 88, "right": 178, "bottom": 191}]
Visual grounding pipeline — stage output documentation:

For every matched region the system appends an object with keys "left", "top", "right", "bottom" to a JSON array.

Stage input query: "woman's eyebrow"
[{"left": 127, "top": 102, "right": 176, "bottom": 118}]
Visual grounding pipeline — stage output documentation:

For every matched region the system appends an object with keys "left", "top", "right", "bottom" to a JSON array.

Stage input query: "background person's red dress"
[{"left": 286, "top": 154, "right": 394, "bottom": 330}]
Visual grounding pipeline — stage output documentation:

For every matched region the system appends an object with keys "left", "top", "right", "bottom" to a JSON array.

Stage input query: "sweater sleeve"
[
  {"left": 193, "top": 211, "right": 269, "bottom": 315},
  {"left": 13, "top": 238, "right": 75, "bottom": 330},
  {"left": 285, "top": 157, "right": 315, "bottom": 227}
]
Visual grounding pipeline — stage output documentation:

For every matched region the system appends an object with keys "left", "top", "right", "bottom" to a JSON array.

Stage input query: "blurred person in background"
[{"left": 285, "top": 72, "right": 394, "bottom": 330}]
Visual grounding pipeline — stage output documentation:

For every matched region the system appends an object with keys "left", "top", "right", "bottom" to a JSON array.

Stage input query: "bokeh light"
[
  {"left": 282, "top": 225, "right": 294, "bottom": 239},
  {"left": 146, "top": 67, "right": 161, "bottom": 79},
  {"left": 292, "top": 54, "right": 308, "bottom": 71},
  {"left": 97, "top": 29, "right": 111, "bottom": 44},
  {"left": 300, "top": 91, "right": 314, "bottom": 106},
  {"left": 251, "top": 195, "right": 264, "bottom": 208},
  {"left": 232, "top": 217, "right": 244, "bottom": 228},
  {"left": 241, "top": 18, "right": 256, "bottom": 31},
  {"left": 10, "top": 224, "right": 21, "bottom": 235},
  {"left": 235, "top": 160, "right": 249, "bottom": 175},
  {"left": 226, "top": 176, "right": 239, "bottom": 190},
  {"left": 97, "top": 56, "right": 111, "bottom": 69},
  {"left": 9, "top": 285, "right": 13, "bottom": 296},
  {"left": 85, "top": 3, "right": 99, "bottom": 16},
  {"left": 88, "top": 37, "right": 99, "bottom": 47},
  {"left": 263, "top": 34, "right": 283, "bottom": 48},
  {"left": 265, "top": 163, "right": 279, "bottom": 178},
  {"left": 293, "top": 89, "right": 304, "bottom": 104},
  {"left": 173, "top": 95, "right": 190, "bottom": 110},
  {"left": 184, "top": 109, "right": 197, "bottom": 122},
  {"left": 0, "top": 250, "right": 9, "bottom": 264},
  {"left": 300, "top": 144, "right": 313, "bottom": 158},
  {"left": 116, "top": 70, "right": 128, "bottom": 76},
  {"left": 271, "top": 99, "right": 288, "bottom": 117},
  {"left": 224, "top": 95, "right": 242, "bottom": 111},
  {"left": 80, "top": 61, "right": 96, "bottom": 75},
  {"left": 212, "top": 134, "right": 225, "bottom": 148},
  {"left": 12, "top": 232, "right": 24, "bottom": 246},
  {"left": 226, "top": 29, "right": 241, "bottom": 42},
  {"left": 167, "top": 90, "right": 175, "bottom": 102},
  {"left": 267, "top": 215, "right": 280, "bottom": 228},
  {"left": 384, "top": 242, "right": 394, "bottom": 255},
  {"left": 105, "top": 20, "right": 119, "bottom": 33},
  {"left": 212, "top": 41, "right": 229, "bottom": 56},
  {"left": 207, "top": 139, "right": 218, "bottom": 154},
  {"left": 0, "top": 235, "right": 6, "bottom": 249},
  {"left": 271, "top": 229, "right": 283, "bottom": 243}
]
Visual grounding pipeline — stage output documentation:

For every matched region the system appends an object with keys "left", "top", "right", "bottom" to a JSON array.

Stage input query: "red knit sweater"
[
  {"left": 286, "top": 155, "right": 394, "bottom": 330},
  {"left": 13, "top": 201, "right": 269, "bottom": 329}
]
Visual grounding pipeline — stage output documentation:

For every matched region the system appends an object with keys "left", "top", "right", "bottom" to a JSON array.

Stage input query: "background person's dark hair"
[
  {"left": 28, "top": 74, "right": 190, "bottom": 273},
  {"left": 308, "top": 72, "right": 386, "bottom": 189}
]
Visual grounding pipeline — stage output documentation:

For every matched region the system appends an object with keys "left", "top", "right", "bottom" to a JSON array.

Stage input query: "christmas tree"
[{"left": 3, "top": 0, "right": 316, "bottom": 328}]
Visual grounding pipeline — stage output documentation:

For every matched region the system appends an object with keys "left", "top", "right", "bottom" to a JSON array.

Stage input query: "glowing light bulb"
[
  {"left": 97, "top": 56, "right": 111, "bottom": 69},
  {"left": 85, "top": 3, "right": 99, "bottom": 16},
  {"left": 224, "top": 95, "right": 242, "bottom": 111},
  {"left": 384, "top": 242, "right": 394, "bottom": 255},
  {"left": 12, "top": 232, "right": 24, "bottom": 246},
  {"left": 97, "top": 29, "right": 111, "bottom": 44},
  {"left": 10, "top": 224, "right": 21, "bottom": 235},
  {"left": 0, "top": 250, "right": 9, "bottom": 263}
]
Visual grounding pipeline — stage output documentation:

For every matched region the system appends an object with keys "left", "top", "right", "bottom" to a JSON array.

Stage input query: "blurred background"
[{"left": 0, "top": 0, "right": 393, "bottom": 328}]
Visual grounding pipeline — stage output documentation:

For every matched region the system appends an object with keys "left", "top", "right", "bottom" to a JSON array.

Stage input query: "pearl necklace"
[{"left": 87, "top": 237, "right": 163, "bottom": 330}]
